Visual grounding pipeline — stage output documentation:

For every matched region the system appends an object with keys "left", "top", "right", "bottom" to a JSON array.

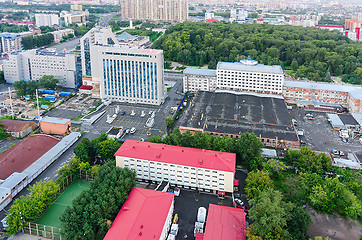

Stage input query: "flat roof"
[
  {"left": 0, "top": 134, "right": 59, "bottom": 180},
  {"left": 115, "top": 139, "right": 236, "bottom": 172},
  {"left": 0, "top": 172, "right": 27, "bottom": 189},
  {"left": 40, "top": 116, "right": 70, "bottom": 125},
  {"left": 104, "top": 187, "right": 174, "bottom": 240},
  {"left": 217, "top": 61, "right": 283, "bottom": 74},
  {"left": 352, "top": 113, "right": 362, "bottom": 125},
  {"left": 327, "top": 114, "right": 344, "bottom": 127},
  {"left": 202, "top": 204, "right": 245, "bottom": 240},
  {"left": 178, "top": 91, "right": 297, "bottom": 142},
  {"left": 183, "top": 68, "right": 216, "bottom": 77},
  {"left": 338, "top": 114, "right": 359, "bottom": 126}
]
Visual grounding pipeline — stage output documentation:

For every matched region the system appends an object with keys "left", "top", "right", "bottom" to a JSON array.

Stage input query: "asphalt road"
[
  {"left": 47, "top": 38, "right": 80, "bottom": 52},
  {"left": 0, "top": 132, "right": 97, "bottom": 231}
]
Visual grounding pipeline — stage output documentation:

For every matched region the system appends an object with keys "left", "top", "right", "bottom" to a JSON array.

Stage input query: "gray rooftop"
[
  {"left": 352, "top": 113, "right": 362, "bottom": 125},
  {"left": 0, "top": 172, "right": 27, "bottom": 189},
  {"left": 41, "top": 116, "right": 70, "bottom": 124},
  {"left": 178, "top": 91, "right": 298, "bottom": 142},
  {"left": 117, "top": 32, "right": 137, "bottom": 41},
  {"left": 183, "top": 68, "right": 216, "bottom": 77},
  {"left": 327, "top": 114, "right": 344, "bottom": 127},
  {"left": 338, "top": 114, "right": 359, "bottom": 126},
  {"left": 217, "top": 61, "right": 283, "bottom": 74}
]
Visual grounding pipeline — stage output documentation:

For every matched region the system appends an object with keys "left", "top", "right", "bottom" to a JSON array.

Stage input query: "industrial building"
[
  {"left": 121, "top": 0, "right": 188, "bottom": 22},
  {"left": 115, "top": 139, "right": 236, "bottom": 194},
  {"left": 178, "top": 91, "right": 299, "bottom": 149},
  {"left": 35, "top": 14, "right": 59, "bottom": 27},
  {"left": 327, "top": 113, "right": 360, "bottom": 130},
  {"left": 195, "top": 204, "right": 246, "bottom": 240},
  {"left": 40, "top": 117, "right": 71, "bottom": 135},
  {"left": 0, "top": 119, "right": 37, "bottom": 138},
  {"left": 80, "top": 27, "right": 165, "bottom": 105},
  {"left": 3, "top": 49, "right": 82, "bottom": 88},
  {"left": 283, "top": 80, "right": 362, "bottom": 113},
  {"left": 183, "top": 58, "right": 284, "bottom": 95},
  {"left": 104, "top": 187, "right": 174, "bottom": 240},
  {"left": 0, "top": 133, "right": 81, "bottom": 211}
]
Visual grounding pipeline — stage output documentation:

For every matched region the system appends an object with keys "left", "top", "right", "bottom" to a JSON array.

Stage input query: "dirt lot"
[{"left": 308, "top": 207, "right": 362, "bottom": 240}]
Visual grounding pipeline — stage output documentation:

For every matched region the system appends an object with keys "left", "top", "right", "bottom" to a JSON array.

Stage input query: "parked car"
[
  {"left": 339, "top": 151, "right": 345, "bottom": 156},
  {"left": 120, "top": 111, "right": 125, "bottom": 115},
  {"left": 332, "top": 149, "right": 339, "bottom": 155},
  {"left": 130, "top": 127, "right": 136, "bottom": 134},
  {"left": 174, "top": 187, "right": 180, "bottom": 196}
]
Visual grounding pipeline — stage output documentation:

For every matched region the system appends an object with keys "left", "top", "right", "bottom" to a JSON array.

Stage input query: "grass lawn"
[{"left": 37, "top": 180, "right": 91, "bottom": 228}]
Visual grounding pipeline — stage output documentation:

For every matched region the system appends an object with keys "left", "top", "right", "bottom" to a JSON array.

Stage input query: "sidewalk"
[{"left": 12, "top": 233, "right": 47, "bottom": 240}]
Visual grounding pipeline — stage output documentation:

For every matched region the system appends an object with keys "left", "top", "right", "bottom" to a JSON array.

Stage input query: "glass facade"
[{"left": 102, "top": 57, "right": 159, "bottom": 103}]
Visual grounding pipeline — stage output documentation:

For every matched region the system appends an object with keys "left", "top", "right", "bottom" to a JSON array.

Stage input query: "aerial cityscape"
[{"left": 0, "top": 0, "right": 361, "bottom": 239}]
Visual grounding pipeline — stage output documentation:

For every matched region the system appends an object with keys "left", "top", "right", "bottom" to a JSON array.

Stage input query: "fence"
[{"left": 23, "top": 223, "right": 62, "bottom": 240}]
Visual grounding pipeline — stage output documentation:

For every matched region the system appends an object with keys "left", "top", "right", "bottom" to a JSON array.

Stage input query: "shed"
[
  {"left": 327, "top": 114, "right": 345, "bottom": 130},
  {"left": 40, "top": 116, "right": 71, "bottom": 135},
  {"left": 0, "top": 119, "right": 37, "bottom": 138}
]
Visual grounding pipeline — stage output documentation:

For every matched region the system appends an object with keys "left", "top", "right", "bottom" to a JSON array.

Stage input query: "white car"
[
  {"left": 130, "top": 127, "right": 136, "bottom": 134},
  {"left": 174, "top": 187, "right": 180, "bottom": 196}
]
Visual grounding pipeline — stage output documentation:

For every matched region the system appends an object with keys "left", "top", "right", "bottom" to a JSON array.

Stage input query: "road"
[
  {"left": 0, "top": 132, "right": 98, "bottom": 231},
  {"left": 49, "top": 38, "right": 80, "bottom": 52}
]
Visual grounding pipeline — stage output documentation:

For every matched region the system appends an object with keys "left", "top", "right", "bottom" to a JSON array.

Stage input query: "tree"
[
  {"left": 165, "top": 117, "right": 175, "bottom": 132},
  {"left": 245, "top": 170, "right": 273, "bottom": 199},
  {"left": 0, "top": 70, "right": 4, "bottom": 82},
  {"left": 291, "top": 58, "right": 298, "bottom": 71},
  {"left": 286, "top": 206, "right": 312, "bottom": 240},
  {"left": 234, "top": 132, "right": 263, "bottom": 169},
  {"left": 38, "top": 75, "right": 59, "bottom": 90},
  {"left": 60, "top": 162, "right": 136, "bottom": 239},
  {"left": 249, "top": 188, "right": 294, "bottom": 238},
  {"left": 98, "top": 139, "right": 123, "bottom": 162}
]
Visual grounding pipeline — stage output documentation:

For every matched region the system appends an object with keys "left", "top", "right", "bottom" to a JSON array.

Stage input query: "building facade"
[
  {"left": 183, "top": 58, "right": 284, "bottom": 95},
  {"left": 63, "top": 11, "right": 88, "bottom": 26},
  {"left": 121, "top": 0, "right": 188, "bottom": 22},
  {"left": 183, "top": 68, "right": 216, "bottom": 92},
  {"left": 80, "top": 27, "right": 165, "bottom": 105},
  {"left": 0, "top": 33, "right": 22, "bottom": 53},
  {"left": 3, "top": 50, "right": 82, "bottom": 88},
  {"left": 283, "top": 80, "right": 362, "bottom": 113},
  {"left": 50, "top": 29, "right": 74, "bottom": 42},
  {"left": 40, "top": 117, "right": 71, "bottom": 135},
  {"left": 115, "top": 139, "right": 236, "bottom": 194},
  {"left": 35, "top": 14, "right": 59, "bottom": 27}
]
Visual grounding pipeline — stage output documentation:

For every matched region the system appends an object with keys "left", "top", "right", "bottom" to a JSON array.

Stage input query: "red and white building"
[
  {"left": 115, "top": 140, "right": 236, "bottom": 195},
  {"left": 104, "top": 187, "right": 174, "bottom": 240},
  {"left": 283, "top": 80, "right": 362, "bottom": 113},
  {"left": 195, "top": 204, "right": 246, "bottom": 240}
]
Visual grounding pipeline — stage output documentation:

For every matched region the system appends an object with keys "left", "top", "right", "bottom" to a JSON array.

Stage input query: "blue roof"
[
  {"left": 183, "top": 68, "right": 216, "bottom": 76},
  {"left": 41, "top": 116, "right": 70, "bottom": 124},
  {"left": 217, "top": 61, "right": 283, "bottom": 74}
]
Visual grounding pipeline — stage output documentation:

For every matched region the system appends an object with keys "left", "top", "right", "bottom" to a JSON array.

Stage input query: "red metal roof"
[
  {"left": 1, "top": 119, "right": 36, "bottom": 133},
  {"left": 79, "top": 85, "right": 93, "bottom": 90},
  {"left": 115, "top": 140, "right": 236, "bottom": 172},
  {"left": 206, "top": 19, "right": 218, "bottom": 23},
  {"left": 196, "top": 233, "right": 205, "bottom": 240},
  {"left": 203, "top": 204, "right": 246, "bottom": 240},
  {"left": 103, "top": 187, "right": 174, "bottom": 240},
  {"left": 315, "top": 25, "right": 343, "bottom": 28},
  {"left": 0, "top": 134, "right": 59, "bottom": 180},
  {"left": 234, "top": 179, "right": 239, "bottom": 186}
]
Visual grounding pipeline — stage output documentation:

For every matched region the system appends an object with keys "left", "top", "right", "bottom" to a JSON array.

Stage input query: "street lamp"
[{"left": 19, "top": 211, "right": 24, "bottom": 234}]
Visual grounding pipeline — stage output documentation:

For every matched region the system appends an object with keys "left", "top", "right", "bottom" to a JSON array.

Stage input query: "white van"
[{"left": 130, "top": 127, "right": 136, "bottom": 134}]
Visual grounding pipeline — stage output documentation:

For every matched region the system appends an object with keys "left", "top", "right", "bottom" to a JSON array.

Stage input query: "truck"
[{"left": 197, "top": 207, "right": 207, "bottom": 223}]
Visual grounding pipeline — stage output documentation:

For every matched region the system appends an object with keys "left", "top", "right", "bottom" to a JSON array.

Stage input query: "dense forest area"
[{"left": 153, "top": 22, "right": 362, "bottom": 84}]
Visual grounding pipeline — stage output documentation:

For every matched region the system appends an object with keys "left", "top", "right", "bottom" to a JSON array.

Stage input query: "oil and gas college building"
[{"left": 115, "top": 139, "right": 236, "bottom": 195}]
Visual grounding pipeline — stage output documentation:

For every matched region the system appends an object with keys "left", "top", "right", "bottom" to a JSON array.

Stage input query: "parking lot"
[{"left": 289, "top": 108, "right": 362, "bottom": 153}]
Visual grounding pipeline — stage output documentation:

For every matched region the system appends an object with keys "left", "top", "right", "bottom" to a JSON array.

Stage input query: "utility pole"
[{"left": 8, "top": 87, "right": 14, "bottom": 118}]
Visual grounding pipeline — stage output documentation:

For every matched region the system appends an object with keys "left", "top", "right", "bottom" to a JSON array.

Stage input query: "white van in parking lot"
[{"left": 130, "top": 127, "right": 136, "bottom": 134}]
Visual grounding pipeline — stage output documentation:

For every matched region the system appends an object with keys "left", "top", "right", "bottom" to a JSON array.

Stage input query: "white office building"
[
  {"left": 3, "top": 50, "right": 81, "bottom": 88},
  {"left": 35, "top": 14, "right": 59, "bottom": 27},
  {"left": 183, "top": 68, "right": 216, "bottom": 92},
  {"left": 80, "top": 27, "right": 165, "bottom": 105},
  {"left": 115, "top": 139, "right": 236, "bottom": 194},
  {"left": 183, "top": 58, "right": 284, "bottom": 95}
]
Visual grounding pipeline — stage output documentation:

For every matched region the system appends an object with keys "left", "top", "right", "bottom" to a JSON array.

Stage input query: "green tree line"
[
  {"left": 152, "top": 22, "right": 362, "bottom": 84},
  {"left": 148, "top": 128, "right": 264, "bottom": 168},
  {"left": 13, "top": 75, "right": 59, "bottom": 97},
  {"left": 244, "top": 147, "right": 362, "bottom": 239},
  {"left": 22, "top": 33, "right": 54, "bottom": 50},
  {"left": 0, "top": 23, "right": 28, "bottom": 33}
]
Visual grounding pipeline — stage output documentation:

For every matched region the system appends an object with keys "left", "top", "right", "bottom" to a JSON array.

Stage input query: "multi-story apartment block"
[
  {"left": 0, "top": 33, "right": 22, "bottom": 53},
  {"left": 80, "top": 27, "right": 165, "bottom": 105},
  {"left": 283, "top": 80, "right": 362, "bottom": 113},
  {"left": 4, "top": 50, "right": 81, "bottom": 88},
  {"left": 50, "top": 29, "right": 74, "bottom": 42},
  {"left": 183, "top": 58, "right": 284, "bottom": 95},
  {"left": 183, "top": 68, "right": 216, "bottom": 92},
  {"left": 115, "top": 139, "right": 236, "bottom": 195},
  {"left": 35, "top": 14, "right": 59, "bottom": 27},
  {"left": 121, "top": 0, "right": 188, "bottom": 22}
]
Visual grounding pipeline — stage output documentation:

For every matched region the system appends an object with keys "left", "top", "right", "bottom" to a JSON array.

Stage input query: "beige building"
[
  {"left": 63, "top": 11, "right": 89, "bottom": 26},
  {"left": 50, "top": 29, "right": 74, "bottom": 42},
  {"left": 121, "top": 0, "right": 188, "bottom": 22},
  {"left": 183, "top": 68, "right": 216, "bottom": 92},
  {"left": 35, "top": 14, "right": 59, "bottom": 27},
  {"left": 115, "top": 139, "right": 236, "bottom": 194}
]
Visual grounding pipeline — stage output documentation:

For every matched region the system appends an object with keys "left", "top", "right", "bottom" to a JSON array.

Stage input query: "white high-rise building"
[
  {"left": 35, "top": 14, "right": 59, "bottom": 27},
  {"left": 183, "top": 58, "right": 284, "bottom": 95},
  {"left": 80, "top": 27, "right": 165, "bottom": 105},
  {"left": 3, "top": 50, "right": 82, "bottom": 88}
]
